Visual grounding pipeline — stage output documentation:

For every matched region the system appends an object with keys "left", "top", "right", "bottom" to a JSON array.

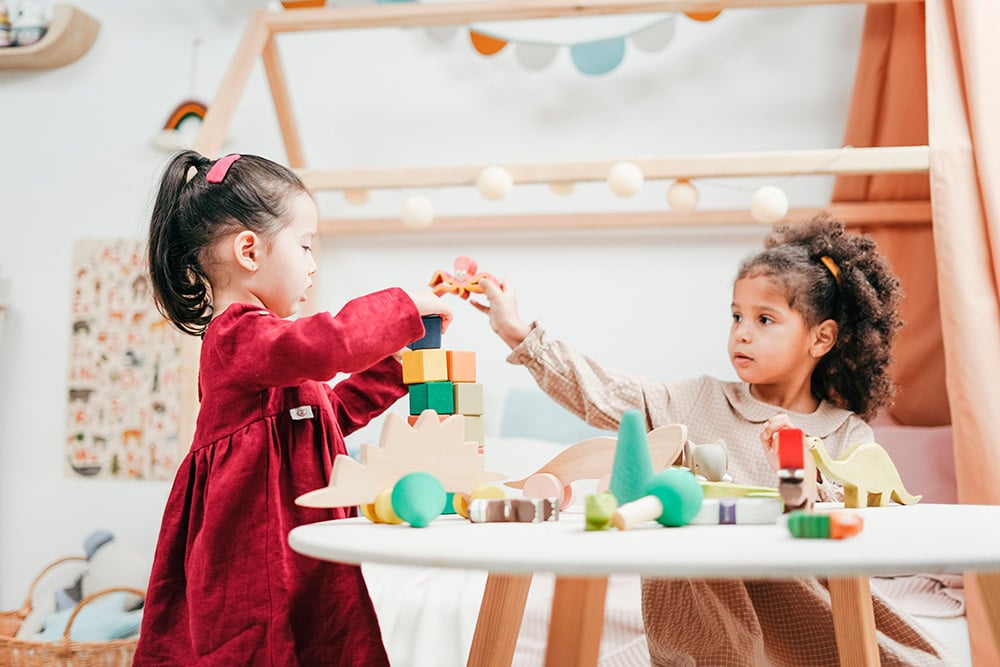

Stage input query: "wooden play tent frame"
[
  {"left": 192, "top": 0, "right": 931, "bottom": 237},
  {"left": 187, "top": 2, "right": 936, "bottom": 666}
]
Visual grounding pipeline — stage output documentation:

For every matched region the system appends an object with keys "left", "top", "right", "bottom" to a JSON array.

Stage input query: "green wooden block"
[{"left": 408, "top": 381, "right": 455, "bottom": 415}]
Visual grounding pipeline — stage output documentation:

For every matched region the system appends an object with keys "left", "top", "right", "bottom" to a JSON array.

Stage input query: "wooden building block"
[
  {"left": 408, "top": 315, "right": 442, "bottom": 350},
  {"left": 446, "top": 350, "right": 476, "bottom": 382},
  {"left": 401, "top": 349, "right": 448, "bottom": 384},
  {"left": 464, "top": 414, "right": 485, "bottom": 444},
  {"left": 453, "top": 382, "right": 484, "bottom": 416},
  {"left": 409, "top": 381, "right": 455, "bottom": 415}
]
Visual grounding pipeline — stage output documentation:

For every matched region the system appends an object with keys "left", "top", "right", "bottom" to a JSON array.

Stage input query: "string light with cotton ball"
[
  {"left": 666, "top": 179, "right": 699, "bottom": 212},
  {"left": 607, "top": 162, "right": 644, "bottom": 197},
  {"left": 750, "top": 186, "right": 789, "bottom": 224},
  {"left": 476, "top": 166, "right": 514, "bottom": 201},
  {"left": 401, "top": 195, "right": 434, "bottom": 229}
]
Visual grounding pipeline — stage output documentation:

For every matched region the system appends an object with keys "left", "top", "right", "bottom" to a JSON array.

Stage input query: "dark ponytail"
[{"left": 146, "top": 150, "right": 307, "bottom": 336}]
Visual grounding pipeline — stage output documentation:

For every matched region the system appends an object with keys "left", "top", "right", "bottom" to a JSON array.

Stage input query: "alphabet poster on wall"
[{"left": 65, "top": 239, "right": 184, "bottom": 480}]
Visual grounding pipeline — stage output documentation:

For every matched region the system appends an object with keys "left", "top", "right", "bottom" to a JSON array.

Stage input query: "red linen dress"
[{"left": 134, "top": 288, "right": 423, "bottom": 666}]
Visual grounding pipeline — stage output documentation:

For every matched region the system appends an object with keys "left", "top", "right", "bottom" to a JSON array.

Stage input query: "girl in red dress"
[{"left": 134, "top": 151, "right": 451, "bottom": 666}]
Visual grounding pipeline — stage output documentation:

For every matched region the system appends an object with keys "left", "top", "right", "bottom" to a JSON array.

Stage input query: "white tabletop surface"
[{"left": 288, "top": 503, "right": 1000, "bottom": 579}]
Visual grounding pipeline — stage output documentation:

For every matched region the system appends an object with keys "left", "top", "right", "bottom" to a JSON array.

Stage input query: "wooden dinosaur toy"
[{"left": 805, "top": 436, "right": 922, "bottom": 508}]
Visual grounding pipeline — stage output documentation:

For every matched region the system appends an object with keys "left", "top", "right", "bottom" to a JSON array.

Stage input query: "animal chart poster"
[{"left": 65, "top": 240, "right": 184, "bottom": 480}]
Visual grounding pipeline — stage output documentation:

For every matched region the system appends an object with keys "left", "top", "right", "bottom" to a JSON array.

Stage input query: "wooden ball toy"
[
  {"left": 607, "top": 162, "right": 644, "bottom": 197},
  {"left": 522, "top": 472, "right": 575, "bottom": 510},
  {"left": 750, "top": 186, "right": 789, "bottom": 224},
  {"left": 401, "top": 195, "right": 434, "bottom": 229},
  {"left": 666, "top": 179, "right": 698, "bottom": 212},
  {"left": 359, "top": 502, "right": 381, "bottom": 523},
  {"left": 612, "top": 468, "right": 704, "bottom": 530},
  {"left": 391, "top": 472, "right": 447, "bottom": 528},
  {"left": 477, "top": 165, "right": 513, "bottom": 201},
  {"left": 374, "top": 488, "right": 403, "bottom": 524},
  {"left": 453, "top": 484, "right": 506, "bottom": 518}
]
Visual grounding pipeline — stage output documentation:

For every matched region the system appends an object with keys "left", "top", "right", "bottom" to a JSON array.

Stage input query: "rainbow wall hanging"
[{"left": 152, "top": 99, "right": 208, "bottom": 152}]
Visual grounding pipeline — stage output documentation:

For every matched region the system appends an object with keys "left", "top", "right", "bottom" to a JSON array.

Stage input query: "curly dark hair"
[
  {"left": 736, "top": 215, "right": 903, "bottom": 420},
  {"left": 147, "top": 151, "right": 307, "bottom": 336}
]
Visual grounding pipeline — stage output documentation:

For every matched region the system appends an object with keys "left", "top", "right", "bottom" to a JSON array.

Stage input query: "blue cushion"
[{"left": 40, "top": 591, "right": 142, "bottom": 642}]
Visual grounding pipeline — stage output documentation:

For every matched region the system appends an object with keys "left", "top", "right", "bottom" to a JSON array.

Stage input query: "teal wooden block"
[{"left": 408, "top": 381, "right": 455, "bottom": 415}]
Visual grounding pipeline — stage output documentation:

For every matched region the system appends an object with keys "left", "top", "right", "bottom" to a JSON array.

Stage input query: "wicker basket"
[{"left": 0, "top": 557, "right": 144, "bottom": 666}]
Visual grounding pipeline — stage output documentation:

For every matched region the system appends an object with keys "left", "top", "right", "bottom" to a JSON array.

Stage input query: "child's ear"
[
  {"left": 812, "top": 319, "right": 839, "bottom": 358},
  {"left": 232, "top": 230, "right": 260, "bottom": 272}
]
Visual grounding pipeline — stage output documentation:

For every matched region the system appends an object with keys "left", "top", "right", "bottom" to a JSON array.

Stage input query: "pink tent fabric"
[{"left": 925, "top": 0, "right": 1000, "bottom": 664}]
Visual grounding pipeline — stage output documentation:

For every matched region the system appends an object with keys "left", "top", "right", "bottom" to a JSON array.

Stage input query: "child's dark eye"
[
  {"left": 732, "top": 313, "right": 742, "bottom": 323},
  {"left": 302, "top": 246, "right": 312, "bottom": 253},
  {"left": 759, "top": 315, "right": 773, "bottom": 325}
]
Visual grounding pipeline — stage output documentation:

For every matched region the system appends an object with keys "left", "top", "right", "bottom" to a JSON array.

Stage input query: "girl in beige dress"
[{"left": 473, "top": 217, "right": 954, "bottom": 666}]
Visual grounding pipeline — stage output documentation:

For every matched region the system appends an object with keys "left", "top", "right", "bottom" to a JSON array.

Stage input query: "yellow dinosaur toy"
[{"left": 806, "top": 436, "right": 922, "bottom": 508}]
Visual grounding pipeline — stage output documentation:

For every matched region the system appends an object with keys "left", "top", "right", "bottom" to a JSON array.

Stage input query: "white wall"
[{"left": 0, "top": 0, "right": 863, "bottom": 607}]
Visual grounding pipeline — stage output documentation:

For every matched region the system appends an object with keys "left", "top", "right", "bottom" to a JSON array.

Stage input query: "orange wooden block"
[
  {"left": 402, "top": 349, "right": 448, "bottom": 384},
  {"left": 447, "top": 350, "right": 477, "bottom": 382}
]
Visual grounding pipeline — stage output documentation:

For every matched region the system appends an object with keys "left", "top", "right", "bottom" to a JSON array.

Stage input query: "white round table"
[{"left": 289, "top": 504, "right": 1000, "bottom": 666}]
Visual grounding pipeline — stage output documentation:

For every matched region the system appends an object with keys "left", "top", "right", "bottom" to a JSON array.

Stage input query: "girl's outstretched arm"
[{"left": 327, "top": 357, "right": 407, "bottom": 437}]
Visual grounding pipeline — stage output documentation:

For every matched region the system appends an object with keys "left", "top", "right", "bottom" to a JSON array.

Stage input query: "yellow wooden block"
[
  {"left": 401, "top": 349, "right": 448, "bottom": 384},
  {"left": 453, "top": 383, "right": 484, "bottom": 416},
  {"left": 464, "top": 414, "right": 485, "bottom": 444},
  {"left": 446, "top": 350, "right": 476, "bottom": 382}
]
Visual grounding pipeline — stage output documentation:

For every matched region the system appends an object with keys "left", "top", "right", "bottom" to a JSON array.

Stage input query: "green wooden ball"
[{"left": 391, "top": 472, "right": 446, "bottom": 528}]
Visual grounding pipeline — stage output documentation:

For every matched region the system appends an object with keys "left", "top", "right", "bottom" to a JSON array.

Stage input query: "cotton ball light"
[
  {"left": 401, "top": 195, "right": 434, "bottom": 229},
  {"left": 549, "top": 181, "right": 576, "bottom": 196},
  {"left": 666, "top": 179, "right": 699, "bottom": 212},
  {"left": 750, "top": 186, "right": 789, "bottom": 224},
  {"left": 343, "top": 189, "right": 370, "bottom": 206},
  {"left": 607, "top": 162, "right": 644, "bottom": 197},
  {"left": 476, "top": 165, "right": 513, "bottom": 201}
]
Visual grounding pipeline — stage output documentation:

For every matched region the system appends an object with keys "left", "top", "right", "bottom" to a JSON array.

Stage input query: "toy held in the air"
[
  {"left": 612, "top": 467, "right": 704, "bottom": 530},
  {"left": 786, "top": 510, "right": 864, "bottom": 539},
  {"left": 806, "top": 436, "right": 921, "bottom": 508},
  {"left": 429, "top": 256, "right": 498, "bottom": 300}
]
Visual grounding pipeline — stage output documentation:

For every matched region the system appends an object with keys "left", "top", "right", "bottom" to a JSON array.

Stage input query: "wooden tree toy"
[
  {"left": 612, "top": 468, "right": 704, "bottom": 530},
  {"left": 806, "top": 437, "right": 922, "bottom": 508},
  {"left": 609, "top": 409, "right": 655, "bottom": 505}
]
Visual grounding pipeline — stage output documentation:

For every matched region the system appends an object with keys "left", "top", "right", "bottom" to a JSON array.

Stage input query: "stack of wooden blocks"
[{"left": 401, "top": 315, "right": 485, "bottom": 451}]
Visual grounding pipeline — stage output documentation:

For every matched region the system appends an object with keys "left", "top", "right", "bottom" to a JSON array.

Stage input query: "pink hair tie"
[{"left": 206, "top": 154, "right": 241, "bottom": 183}]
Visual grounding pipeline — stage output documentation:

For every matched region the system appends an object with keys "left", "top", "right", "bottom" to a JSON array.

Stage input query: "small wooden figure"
[
  {"left": 806, "top": 437, "right": 922, "bottom": 508},
  {"left": 681, "top": 440, "right": 733, "bottom": 482},
  {"left": 786, "top": 510, "right": 864, "bottom": 539},
  {"left": 611, "top": 468, "right": 704, "bottom": 530},
  {"left": 429, "top": 256, "right": 497, "bottom": 300},
  {"left": 776, "top": 428, "right": 817, "bottom": 513}
]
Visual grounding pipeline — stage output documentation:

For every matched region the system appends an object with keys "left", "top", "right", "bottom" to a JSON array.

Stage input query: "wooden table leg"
[
  {"left": 544, "top": 576, "right": 609, "bottom": 667},
  {"left": 467, "top": 573, "right": 532, "bottom": 667},
  {"left": 975, "top": 572, "right": 1000, "bottom": 656},
  {"left": 828, "top": 576, "right": 880, "bottom": 667}
]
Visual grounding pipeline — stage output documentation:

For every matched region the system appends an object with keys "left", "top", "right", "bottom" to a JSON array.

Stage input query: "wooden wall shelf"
[{"left": 0, "top": 4, "right": 99, "bottom": 70}]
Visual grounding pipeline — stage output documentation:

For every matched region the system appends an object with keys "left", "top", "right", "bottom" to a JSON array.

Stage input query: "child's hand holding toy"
[{"left": 473, "top": 278, "right": 532, "bottom": 350}]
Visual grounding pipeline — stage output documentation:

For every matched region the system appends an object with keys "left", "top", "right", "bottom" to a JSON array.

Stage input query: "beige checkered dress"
[{"left": 508, "top": 324, "right": 955, "bottom": 666}]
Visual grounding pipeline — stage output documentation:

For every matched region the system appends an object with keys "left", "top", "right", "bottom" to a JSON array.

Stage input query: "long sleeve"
[
  {"left": 507, "top": 322, "right": 671, "bottom": 431},
  {"left": 327, "top": 357, "right": 407, "bottom": 437},
  {"left": 208, "top": 289, "right": 423, "bottom": 390}
]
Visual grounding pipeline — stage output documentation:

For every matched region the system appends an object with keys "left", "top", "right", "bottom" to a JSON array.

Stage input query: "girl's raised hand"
[
  {"left": 760, "top": 414, "right": 795, "bottom": 471},
  {"left": 405, "top": 290, "right": 453, "bottom": 333},
  {"left": 472, "top": 278, "right": 532, "bottom": 349}
]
